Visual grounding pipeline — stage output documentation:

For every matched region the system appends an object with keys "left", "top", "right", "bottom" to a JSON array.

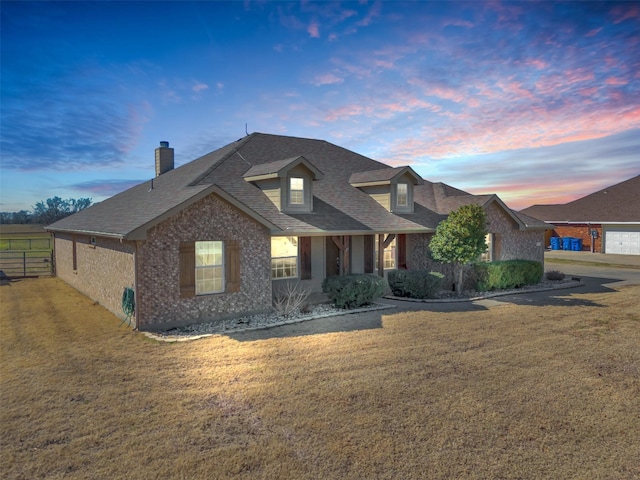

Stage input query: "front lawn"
[{"left": 1, "top": 277, "right": 638, "bottom": 479}]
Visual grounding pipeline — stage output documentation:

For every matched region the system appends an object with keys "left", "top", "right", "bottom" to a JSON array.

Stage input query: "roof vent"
[{"left": 155, "top": 141, "right": 174, "bottom": 177}]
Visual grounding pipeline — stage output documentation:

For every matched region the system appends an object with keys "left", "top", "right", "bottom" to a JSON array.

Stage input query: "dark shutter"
[
  {"left": 300, "top": 236, "right": 312, "bottom": 280},
  {"left": 179, "top": 242, "right": 195, "bottom": 298},
  {"left": 397, "top": 234, "right": 407, "bottom": 269},
  {"left": 493, "top": 233, "right": 502, "bottom": 261},
  {"left": 225, "top": 240, "right": 241, "bottom": 293},
  {"left": 364, "top": 235, "right": 374, "bottom": 274}
]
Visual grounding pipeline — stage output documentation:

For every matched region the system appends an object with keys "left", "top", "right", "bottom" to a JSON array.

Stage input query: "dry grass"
[{"left": 1, "top": 277, "right": 639, "bottom": 479}]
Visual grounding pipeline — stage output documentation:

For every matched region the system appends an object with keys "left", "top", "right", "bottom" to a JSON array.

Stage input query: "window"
[
  {"left": 397, "top": 183, "right": 408, "bottom": 207},
  {"left": 480, "top": 233, "right": 493, "bottom": 262},
  {"left": 271, "top": 236, "right": 298, "bottom": 279},
  {"left": 375, "top": 236, "right": 396, "bottom": 270},
  {"left": 289, "top": 177, "right": 304, "bottom": 205},
  {"left": 180, "top": 240, "right": 239, "bottom": 298},
  {"left": 195, "top": 241, "right": 224, "bottom": 294}
]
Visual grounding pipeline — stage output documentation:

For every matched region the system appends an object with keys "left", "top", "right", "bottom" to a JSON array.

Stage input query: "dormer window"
[
  {"left": 289, "top": 177, "right": 304, "bottom": 205},
  {"left": 349, "top": 166, "right": 422, "bottom": 214},
  {"left": 396, "top": 183, "right": 408, "bottom": 207},
  {"left": 243, "top": 156, "right": 323, "bottom": 214}
]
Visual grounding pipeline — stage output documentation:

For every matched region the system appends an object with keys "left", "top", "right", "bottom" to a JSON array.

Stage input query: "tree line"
[{"left": 0, "top": 197, "right": 92, "bottom": 225}]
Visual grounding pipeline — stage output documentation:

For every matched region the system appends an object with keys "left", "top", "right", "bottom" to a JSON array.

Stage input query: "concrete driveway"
[{"left": 544, "top": 250, "right": 640, "bottom": 287}]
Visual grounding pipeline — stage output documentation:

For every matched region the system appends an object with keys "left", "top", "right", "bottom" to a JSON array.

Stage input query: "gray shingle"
[{"left": 48, "top": 133, "right": 540, "bottom": 238}]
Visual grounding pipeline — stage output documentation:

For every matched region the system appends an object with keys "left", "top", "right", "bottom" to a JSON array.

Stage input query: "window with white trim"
[
  {"left": 397, "top": 183, "right": 408, "bottom": 207},
  {"left": 375, "top": 236, "right": 396, "bottom": 270},
  {"left": 480, "top": 233, "right": 493, "bottom": 262},
  {"left": 289, "top": 177, "right": 304, "bottom": 205},
  {"left": 195, "top": 241, "right": 224, "bottom": 294},
  {"left": 271, "top": 236, "right": 298, "bottom": 279}
]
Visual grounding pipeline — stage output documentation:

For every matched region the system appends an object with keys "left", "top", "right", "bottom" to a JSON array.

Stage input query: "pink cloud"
[
  {"left": 408, "top": 78, "right": 466, "bottom": 103},
  {"left": 324, "top": 104, "right": 366, "bottom": 121},
  {"left": 312, "top": 73, "right": 343, "bottom": 86},
  {"left": 383, "top": 102, "right": 640, "bottom": 162},
  {"left": 611, "top": 4, "right": 640, "bottom": 24},
  {"left": 523, "top": 58, "right": 548, "bottom": 70},
  {"left": 308, "top": 21, "right": 320, "bottom": 38},
  {"left": 579, "top": 86, "right": 599, "bottom": 96},
  {"left": 605, "top": 77, "right": 628, "bottom": 86},
  {"left": 356, "top": 1, "right": 381, "bottom": 27}
]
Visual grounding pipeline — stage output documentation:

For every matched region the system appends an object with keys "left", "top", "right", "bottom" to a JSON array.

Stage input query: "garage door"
[{"left": 605, "top": 231, "right": 640, "bottom": 255}]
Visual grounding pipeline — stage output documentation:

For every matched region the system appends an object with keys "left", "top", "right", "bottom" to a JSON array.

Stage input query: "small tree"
[{"left": 429, "top": 204, "right": 487, "bottom": 295}]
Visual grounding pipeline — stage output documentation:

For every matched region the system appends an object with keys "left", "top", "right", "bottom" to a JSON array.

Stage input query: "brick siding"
[
  {"left": 551, "top": 224, "right": 602, "bottom": 252},
  {"left": 54, "top": 233, "right": 136, "bottom": 323},
  {"left": 136, "top": 193, "right": 272, "bottom": 331},
  {"left": 407, "top": 203, "right": 545, "bottom": 290}
]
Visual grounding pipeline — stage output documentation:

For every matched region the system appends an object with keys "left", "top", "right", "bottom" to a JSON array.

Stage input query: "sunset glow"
[{"left": 1, "top": 1, "right": 638, "bottom": 212}]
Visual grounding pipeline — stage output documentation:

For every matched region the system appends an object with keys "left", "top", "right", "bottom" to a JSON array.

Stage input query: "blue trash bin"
[
  {"left": 562, "top": 237, "right": 573, "bottom": 250},
  {"left": 550, "top": 237, "right": 561, "bottom": 250},
  {"left": 571, "top": 238, "right": 583, "bottom": 251}
]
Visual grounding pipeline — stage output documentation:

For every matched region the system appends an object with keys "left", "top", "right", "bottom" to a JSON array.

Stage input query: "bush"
[
  {"left": 545, "top": 270, "right": 566, "bottom": 281},
  {"left": 272, "top": 282, "right": 312, "bottom": 317},
  {"left": 475, "top": 260, "right": 543, "bottom": 291},
  {"left": 321, "top": 274, "right": 385, "bottom": 309},
  {"left": 387, "top": 270, "right": 444, "bottom": 299}
]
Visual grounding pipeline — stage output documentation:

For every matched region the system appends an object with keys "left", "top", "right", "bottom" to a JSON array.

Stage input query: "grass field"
[
  {"left": 1, "top": 277, "right": 639, "bottom": 479},
  {"left": 0, "top": 225, "right": 52, "bottom": 252}
]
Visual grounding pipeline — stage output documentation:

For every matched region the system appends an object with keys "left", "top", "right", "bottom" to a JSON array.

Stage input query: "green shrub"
[
  {"left": 475, "top": 260, "right": 543, "bottom": 291},
  {"left": 387, "top": 270, "right": 444, "bottom": 299},
  {"left": 321, "top": 274, "right": 386, "bottom": 309}
]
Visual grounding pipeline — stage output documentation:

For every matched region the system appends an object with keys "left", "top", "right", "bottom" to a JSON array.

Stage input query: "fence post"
[{"left": 23, "top": 251, "right": 26, "bottom": 277}]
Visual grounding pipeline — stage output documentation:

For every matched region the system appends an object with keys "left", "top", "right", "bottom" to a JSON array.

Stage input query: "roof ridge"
[{"left": 188, "top": 134, "right": 257, "bottom": 186}]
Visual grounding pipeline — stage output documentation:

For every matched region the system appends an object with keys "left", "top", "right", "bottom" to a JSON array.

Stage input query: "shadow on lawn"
[
  {"left": 226, "top": 312, "right": 385, "bottom": 342},
  {"left": 479, "top": 275, "right": 621, "bottom": 308},
  {"left": 228, "top": 276, "right": 622, "bottom": 341}
]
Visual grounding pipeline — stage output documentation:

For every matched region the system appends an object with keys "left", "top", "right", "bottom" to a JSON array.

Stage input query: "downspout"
[{"left": 133, "top": 240, "right": 141, "bottom": 330}]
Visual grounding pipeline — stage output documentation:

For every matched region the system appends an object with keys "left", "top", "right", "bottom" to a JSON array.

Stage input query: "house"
[
  {"left": 520, "top": 175, "right": 640, "bottom": 255},
  {"left": 47, "top": 133, "right": 548, "bottom": 331}
]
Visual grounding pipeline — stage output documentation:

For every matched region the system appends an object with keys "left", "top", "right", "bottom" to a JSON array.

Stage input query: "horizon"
[{"left": 1, "top": 1, "right": 639, "bottom": 213}]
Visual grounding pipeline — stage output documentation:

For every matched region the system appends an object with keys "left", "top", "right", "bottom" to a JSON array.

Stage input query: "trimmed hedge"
[
  {"left": 475, "top": 260, "right": 543, "bottom": 291},
  {"left": 321, "top": 274, "right": 386, "bottom": 309},
  {"left": 387, "top": 270, "right": 444, "bottom": 299}
]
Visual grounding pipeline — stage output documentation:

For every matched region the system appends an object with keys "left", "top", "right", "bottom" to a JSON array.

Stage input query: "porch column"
[{"left": 331, "top": 235, "right": 351, "bottom": 275}]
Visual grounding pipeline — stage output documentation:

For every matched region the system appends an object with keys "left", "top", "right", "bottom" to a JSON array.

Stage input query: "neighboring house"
[
  {"left": 520, "top": 175, "right": 640, "bottom": 255},
  {"left": 47, "top": 133, "right": 548, "bottom": 331}
]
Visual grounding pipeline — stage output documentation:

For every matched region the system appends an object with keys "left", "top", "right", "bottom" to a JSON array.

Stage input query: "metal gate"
[{"left": 0, "top": 250, "right": 54, "bottom": 277}]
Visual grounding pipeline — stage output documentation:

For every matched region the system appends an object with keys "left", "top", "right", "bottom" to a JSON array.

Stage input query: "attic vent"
[{"left": 155, "top": 141, "right": 174, "bottom": 177}]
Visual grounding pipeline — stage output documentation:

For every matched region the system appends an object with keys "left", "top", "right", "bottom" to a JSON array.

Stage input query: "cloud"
[
  {"left": 412, "top": 130, "right": 640, "bottom": 210},
  {"left": 192, "top": 82, "right": 209, "bottom": 93},
  {"left": 312, "top": 73, "right": 344, "bottom": 86},
  {"left": 307, "top": 21, "right": 320, "bottom": 38}
]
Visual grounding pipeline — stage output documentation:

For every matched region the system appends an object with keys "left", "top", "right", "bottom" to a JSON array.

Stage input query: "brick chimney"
[{"left": 155, "top": 141, "right": 174, "bottom": 177}]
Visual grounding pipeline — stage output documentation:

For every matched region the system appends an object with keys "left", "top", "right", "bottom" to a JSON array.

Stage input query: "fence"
[
  {"left": 0, "top": 237, "right": 52, "bottom": 251},
  {"left": 0, "top": 250, "right": 54, "bottom": 277}
]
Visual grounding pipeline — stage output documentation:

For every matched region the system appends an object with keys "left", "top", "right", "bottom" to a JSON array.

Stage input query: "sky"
[{"left": 1, "top": 1, "right": 639, "bottom": 213}]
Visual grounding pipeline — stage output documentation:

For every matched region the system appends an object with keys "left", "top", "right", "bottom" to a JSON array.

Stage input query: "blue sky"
[{"left": 1, "top": 1, "right": 639, "bottom": 212}]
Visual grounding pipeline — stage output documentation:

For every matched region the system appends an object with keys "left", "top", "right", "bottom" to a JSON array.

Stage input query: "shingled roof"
[
  {"left": 48, "top": 133, "right": 547, "bottom": 239},
  {"left": 520, "top": 175, "right": 640, "bottom": 223}
]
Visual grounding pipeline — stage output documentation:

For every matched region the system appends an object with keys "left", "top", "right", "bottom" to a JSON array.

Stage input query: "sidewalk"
[{"left": 545, "top": 250, "right": 640, "bottom": 268}]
